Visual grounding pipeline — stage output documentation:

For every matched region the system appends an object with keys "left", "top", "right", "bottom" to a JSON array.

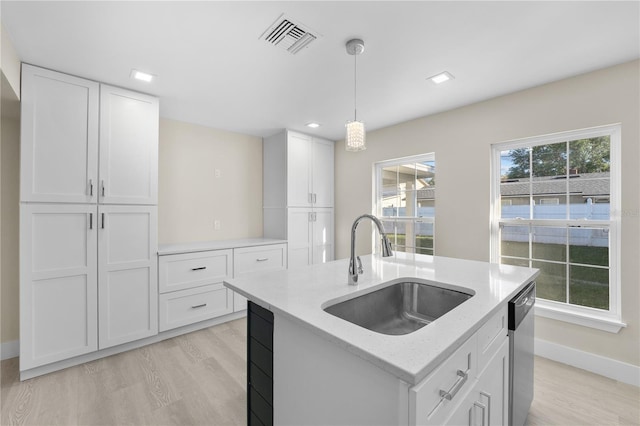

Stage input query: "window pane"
[
  {"left": 532, "top": 142, "right": 567, "bottom": 177},
  {"left": 400, "top": 190, "right": 416, "bottom": 217},
  {"left": 500, "top": 148, "right": 530, "bottom": 219},
  {"left": 569, "top": 227, "right": 609, "bottom": 267},
  {"left": 568, "top": 176, "right": 610, "bottom": 220},
  {"left": 415, "top": 222, "right": 434, "bottom": 252},
  {"left": 532, "top": 226, "right": 566, "bottom": 262},
  {"left": 568, "top": 137, "right": 610, "bottom": 174},
  {"left": 532, "top": 260, "right": 566, "bottom": 303},
  {"left": 500, "top": 224, "right": 529, "bottom": 258},
  {"left": 569, "top": 265, "right": 609, "bottom": 310},
  {"left": 381, "top": 165, "right": 399, "bottom": 217}
]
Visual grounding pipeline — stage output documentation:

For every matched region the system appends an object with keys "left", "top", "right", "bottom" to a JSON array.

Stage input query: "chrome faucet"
[{"left": 349, "top": 214, "right": 393, "bottom": 285}]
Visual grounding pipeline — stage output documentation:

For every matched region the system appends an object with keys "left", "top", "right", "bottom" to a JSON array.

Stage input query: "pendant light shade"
[
  {"left": 345, "top": 38, "right": 366, "bottom": 151},
  {"left": 345, "top": 120, "right": 366, "bottom": 151}
]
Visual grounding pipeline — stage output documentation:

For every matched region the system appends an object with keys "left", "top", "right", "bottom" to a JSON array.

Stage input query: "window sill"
[{"left": 535, "top": 302, "right": 626, "bottom": 333}]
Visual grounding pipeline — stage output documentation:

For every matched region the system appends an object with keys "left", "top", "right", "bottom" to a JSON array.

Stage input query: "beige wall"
[
  {"left": 158, "top": 118, "right": 263, "bottom": 244},
  {"left": 1, "top": 113, "right": 19, "bottom": 344},
  {"left": 335, "top": 60, "right": 640, "bottom": 367}
]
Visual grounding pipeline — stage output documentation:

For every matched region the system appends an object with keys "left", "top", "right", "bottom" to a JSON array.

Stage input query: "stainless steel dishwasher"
[{"left": 509, "top": 281, "right": 536, "bottom": 426}]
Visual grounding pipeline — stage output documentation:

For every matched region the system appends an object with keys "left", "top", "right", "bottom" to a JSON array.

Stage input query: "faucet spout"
[{"left": 348, "top": 214, "right": 393, "bottom": 285}]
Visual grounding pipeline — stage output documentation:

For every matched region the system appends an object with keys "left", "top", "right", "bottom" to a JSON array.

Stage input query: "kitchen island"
[{"left": 224, "top": 253, "right": 538, "bottom": 425}]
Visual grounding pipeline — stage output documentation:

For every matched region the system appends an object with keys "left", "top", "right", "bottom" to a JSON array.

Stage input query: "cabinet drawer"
[
  {"left": 234, "top": 244, "right": 287, "bottom": 276},
  {"left": 410, "top": 334, "right": 477, "bottom": 426},
  {"left": 477, "top": 305, "right": 507, "bottom": 375},
  {"left": 158, "top": 284, "right": 232, "bottom": 332},
  {"left": 158, "top": 250, "right": 232, "bottom": 293}
]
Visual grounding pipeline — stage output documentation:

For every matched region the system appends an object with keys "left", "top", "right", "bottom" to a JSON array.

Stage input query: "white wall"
[
  {"left": 158, "top": 118, "right": 263, "bottom": 244},
  {"left": 334, "top": 60, "right": 639, "bottom": 368}
]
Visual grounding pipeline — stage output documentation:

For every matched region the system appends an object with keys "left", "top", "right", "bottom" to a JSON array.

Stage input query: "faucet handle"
[{"left": 356, "top": 256, "right": 363, "bottom": 274}]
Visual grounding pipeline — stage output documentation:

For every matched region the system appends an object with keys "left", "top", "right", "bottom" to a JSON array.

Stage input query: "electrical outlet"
[
  {"left": 214, "top": 220, "right": 221, "bottom": 230},
  {"left": 215, "top": 169, "right": 222, "bottom": 178}
]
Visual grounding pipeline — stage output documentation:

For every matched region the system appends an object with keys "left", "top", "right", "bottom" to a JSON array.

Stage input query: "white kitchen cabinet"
[
  {"left": 284, "top": 132, "right": 334, "bottom": 207},
  {"left": 285, "top": 208, "right": 334, "bottom": 268},
  {"left": 158, "top": 249, "right": 233, "bottom": 332},
  {"left": 263, "top": 130, "right": 334, "bottom": 266},
  {"left": 99, "top": 85, "right": 159, "bottom": 205},
  {"left": 19, "top": 204, "right": 98, "bottom": 370},
  {"left": 19, "top": 65, "right": 159, "bottom": 376},
  {"left": 20, "top": 64, "right": 99, "bottom": 203},
  {"left": 98, "top": 205, "right": 158, "bottom": 349},
  {"left": 233, "top": 243, "right": 287, "bottom": 310}
]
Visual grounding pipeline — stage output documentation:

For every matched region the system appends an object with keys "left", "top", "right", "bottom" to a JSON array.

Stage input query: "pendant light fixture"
[{"left": 345, "top": 38, "right": 366, "bottom": 151}]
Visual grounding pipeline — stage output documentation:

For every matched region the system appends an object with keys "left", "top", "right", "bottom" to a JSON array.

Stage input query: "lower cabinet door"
[
  {"left": 20, "top": 204, "right": 98, "bottom": 370},
  {"left": 159, "top": 283, "right": 233, "bottom": 331},
  {"left": 98, "top": 205, "right": 158, "bottom": 349}
]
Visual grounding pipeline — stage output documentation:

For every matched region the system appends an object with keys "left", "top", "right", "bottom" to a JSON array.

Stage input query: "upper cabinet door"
[
  {"left": 99, "top": 85, "right": 159, "bottom": 205},
  {"left": 20, "top": 64, "right": 99, "bottom": 203},
  {"left": 311, "top": 138, "right": 334, "bottom": 208},
  {"left": 287, "top": 132, "right": 313, "bottom": 207}
]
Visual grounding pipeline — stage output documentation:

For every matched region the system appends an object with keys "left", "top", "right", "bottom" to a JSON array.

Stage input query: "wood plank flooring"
[{"left": 1, "top": 318, "right": 638, "bottom": 425}]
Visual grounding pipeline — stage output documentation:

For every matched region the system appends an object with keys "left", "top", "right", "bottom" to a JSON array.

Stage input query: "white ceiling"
[{"left": 2, "top": 1, "right": 639, "bottom": 140}]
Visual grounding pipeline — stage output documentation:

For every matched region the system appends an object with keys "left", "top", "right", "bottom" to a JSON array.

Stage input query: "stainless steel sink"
[{"left": 323, "top": 279, "right": 474, "bottom": 335}]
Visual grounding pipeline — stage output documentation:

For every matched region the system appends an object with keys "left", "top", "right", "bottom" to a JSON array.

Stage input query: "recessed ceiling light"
[
  {"left": 306, "top": 122, "right": 321, "bottom": 128},
  {"left": 429, "top": 71, "right": 454, "bottom": 84},
  {"left": 130, "top": 69, "right": 154, "bottom": 82}
]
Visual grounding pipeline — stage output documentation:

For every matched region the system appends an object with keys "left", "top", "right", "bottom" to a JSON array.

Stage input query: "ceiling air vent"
[{"left": 260, "top": 14, "right": 319, "bottom": 55}]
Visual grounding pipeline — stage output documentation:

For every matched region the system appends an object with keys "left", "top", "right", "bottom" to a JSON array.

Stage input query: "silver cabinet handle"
[
  {"left": 191, "top": 303, "right": 207, "bottom": 309},
  {"left": 256, "top": 258, "right": 269, "bottom": 262},
  {"left": 308, "top": 193, "right": 313, "bottom": 204},
  {"left": 89, "top": 179, "right": 93, "bottom": 196},
  {"left": 101, "top": 213, "right": 105, "bottom": 229},
  {"left": 474, "top": 401, "right": 487, "bottom": 426},
  {"left": 101, "top": 180, "right": 105, "bottom": 197},
  {"left": 191, "top": 267, "right": 207, "bottom": 271},
  {"left": 480, "top": 391, "right": 491, "bottom": 425},
  {"left": 89, "top": 213, "right": 93, "bottom": 229},
  {"left": 312, "top": 193, "right": 317, "bottom": 204},
  {"left": 439, "top": 369, "right": 469, "bottom": 401}
]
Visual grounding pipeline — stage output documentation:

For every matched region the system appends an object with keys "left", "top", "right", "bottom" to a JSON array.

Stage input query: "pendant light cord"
[{"left": 354, "top": 53, "right": 358, "bottom": 121}]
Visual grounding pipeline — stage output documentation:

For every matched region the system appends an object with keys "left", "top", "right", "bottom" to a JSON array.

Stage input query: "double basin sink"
[{"left": 323, "top": 279, "right": 474, "bottom": 335}]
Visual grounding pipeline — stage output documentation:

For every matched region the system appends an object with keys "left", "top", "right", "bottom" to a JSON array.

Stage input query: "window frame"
[
  {"left": 490, "top": 124, "right": 624, "bottom": 333},
  {"left": 373, "top": 153, "right": 436, "bottom": 256}
]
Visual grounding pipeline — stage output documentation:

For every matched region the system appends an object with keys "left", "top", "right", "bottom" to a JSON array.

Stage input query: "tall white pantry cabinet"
[
  {"left": 263, "top": 130, "right": 334, "bottom": 266},
  {"left": 19, "top": 64, "right": 159, "bottom": 372}
]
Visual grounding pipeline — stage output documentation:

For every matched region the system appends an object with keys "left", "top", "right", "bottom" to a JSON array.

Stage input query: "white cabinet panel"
[
  {"left": 20, "top": 64, "right": 99, "bottom": 203},
  {"left": 287, "top": 208, "right": 313, "bottom": 267},
  {"left": 99, "top": 85, "right": 159, "bottom": 205},
  {"left": 159, "top": 284, "right": 233, "bottom": 332},
  {"left": 312, "top": 208, "right": 334, "bottom": 264},
  {"left": 98, "top": 205, "right": 157, "bottom": 349},
  {"left": 233, "top": 243, "right": 287, "bottom": 311},
  {"left": 20, "top": 204, "right": 98, "bottom": 370},
  {"left": 158, "top": 249, "right": 233, "bottom": 294},
  {"left": 311, "top": 138, "right": 334, "bottom": 207},
  {"left": 287, "top": 132, "right": 312, "bottom": 207}
]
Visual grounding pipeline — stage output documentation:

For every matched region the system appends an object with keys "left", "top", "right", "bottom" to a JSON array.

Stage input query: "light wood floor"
[{"left": 1, "top": 318, "right": 638, "bottom": 426}]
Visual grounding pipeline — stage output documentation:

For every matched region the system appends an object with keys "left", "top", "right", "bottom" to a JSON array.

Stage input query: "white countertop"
[
  {"left": 158, "top": 238, "right": 287, "bottom": 255},
  {"left": 224, "top": 252, "right": 538, "bottom": 385}
]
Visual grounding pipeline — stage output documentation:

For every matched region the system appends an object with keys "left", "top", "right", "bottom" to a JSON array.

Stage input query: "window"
[
  {"left": 375, "top": 154, "right": 435, "bottom": 255},
  {"left": 491, "top": 125, "right": 623, "bottom": 332}
]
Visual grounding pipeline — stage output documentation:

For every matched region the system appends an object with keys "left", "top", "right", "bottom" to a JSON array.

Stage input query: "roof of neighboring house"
[{"left": 500, "top": 172, "right": 610, "bottom": 197}]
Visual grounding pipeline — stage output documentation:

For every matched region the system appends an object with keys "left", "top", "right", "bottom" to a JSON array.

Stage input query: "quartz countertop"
[
  {"left": 158, "top": 238, "right": 287, "bottom": 255},
  {"left": 224, "top": 253, "right": 538, "bottom": 385}
]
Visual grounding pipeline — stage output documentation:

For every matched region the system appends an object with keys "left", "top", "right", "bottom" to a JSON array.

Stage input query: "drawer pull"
[
  {"left": 256, "top": 258, "right": 269, "bottom": 262},
  {"left": 474, "top": 401, "right": 487, "bottom": 426},
  {"left": 191, "top": 303, "right": 207, "bottom": 309},
  {"left": 191, "top": 267, "right": 207, "bottom": 271},
  {"left": 439, "top": 369, "right": 469, "bottom": 401}
]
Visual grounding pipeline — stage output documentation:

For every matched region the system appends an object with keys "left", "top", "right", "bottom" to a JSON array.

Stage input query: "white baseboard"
[
  {"left": 1, "top": 340, "right": 19, "bottom": 361},
  {"left": 535, "top": 338, "right": 640, "bottom": 387}
]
